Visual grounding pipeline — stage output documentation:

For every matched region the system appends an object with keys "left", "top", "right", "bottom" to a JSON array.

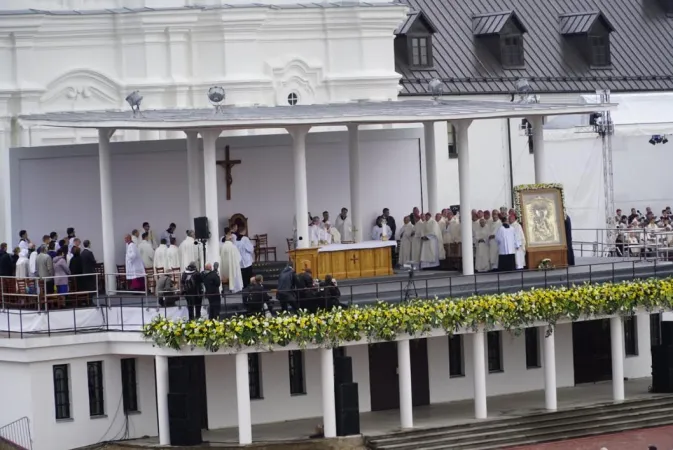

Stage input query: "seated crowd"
[{"left": 614, "top": 206, "right": 673, "bottom": 256}]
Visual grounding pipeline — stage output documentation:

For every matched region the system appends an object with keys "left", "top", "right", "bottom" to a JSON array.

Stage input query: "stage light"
[
  {"left": 663, "top": 136, "right": 669, "bottom": 144},
  {"left": 428, "top": 78, "right": 444, "bottom": 102},
  {"left": 514, "top": 78, "right": 539, "bottom": 104},
  {"left": 649, "top": 137, "right": 657, "bottom": 145},
  {"left": 208, "top": 86, "right": 226, "bottom": 113},
  {"left": 125, "top": 91, "right": 143, "bottom": 114}
]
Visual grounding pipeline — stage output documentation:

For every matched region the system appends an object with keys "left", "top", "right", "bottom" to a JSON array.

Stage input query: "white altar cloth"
[{"left": 317, "top": 240, "right": 397, "bottom": 253}]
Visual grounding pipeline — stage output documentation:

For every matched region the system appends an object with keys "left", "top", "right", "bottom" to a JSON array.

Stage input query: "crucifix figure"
[{"left": 215, "top": 145, "right": 241, "bottom": 201}]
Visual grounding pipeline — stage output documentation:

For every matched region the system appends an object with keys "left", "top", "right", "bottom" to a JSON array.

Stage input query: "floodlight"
[
  {"left": 515, "top": 78, "right": 538, "bottom": 103},
  {"left": 649, "top": 137, "right": 657, "bottom": 145},
  {"left": 663, "top": 136, "right": 669, "bottom": 144},
  {"left": 428, "top": 78, "right": 444, "bottom": 101},
  {"left": 125, "top": 91, "right": 143, "bottom": 114},
  {"left": 208, "top": 86, "right": 226, "bottom": 113}
]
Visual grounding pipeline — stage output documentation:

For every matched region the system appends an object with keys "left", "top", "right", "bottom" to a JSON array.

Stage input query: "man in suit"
[
  {"left": 35, "top": 245, "right": 55, "bottom": 295},
  {"left": 0, "top": 243, "right": 13, "bottom": 277},
  {"left": 80, "top": 240, "right": 98, "bottom": 299}
]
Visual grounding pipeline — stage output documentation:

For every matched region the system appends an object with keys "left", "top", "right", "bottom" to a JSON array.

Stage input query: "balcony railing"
[{"left": 0, "top": 417, "right": 32, "bottom": 450}]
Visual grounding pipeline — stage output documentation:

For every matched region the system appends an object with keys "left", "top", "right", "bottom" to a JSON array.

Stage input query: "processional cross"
[{"left": 215, "top": 145, "right": 241, "bottom": 201}]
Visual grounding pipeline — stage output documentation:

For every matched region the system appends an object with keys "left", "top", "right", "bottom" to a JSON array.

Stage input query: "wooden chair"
[
  {"left": 146, "top": 268, "right": 156, "bottom": 294},
  {"left": 116, "top": 264, "right": 128, "bottom": 291},
  {"left": 170, "top": 268, "right": 181, "bottom": 291},
  {"left": 254, "top": 234, "right": 277, "bottom": 262},
  {"left": 94, "top": 263, "right": 105, "bottom": 293}
]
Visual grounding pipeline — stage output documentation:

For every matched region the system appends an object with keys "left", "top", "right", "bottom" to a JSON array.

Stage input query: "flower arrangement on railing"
[
  {"left": 142, "top": 278, "right": 673, "bottom": 352},
  {"left": 513, "top": 183, "right": 567, "bottom": 219},
  {"left": 537, "top": 258, "right": 555, "bottom": 270}
]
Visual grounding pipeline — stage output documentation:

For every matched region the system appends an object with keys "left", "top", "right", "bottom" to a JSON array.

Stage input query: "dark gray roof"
[
  {"left": 395, "top": 10, "right": 438, "bottom": 35},
  {"left": 472, "top": 11, "right": 527, "bottom": 35},
  {"left": 559, "top": 11, "right": 614, "bottom": 34},
  {"left": 18, "top": 100, "right": 610, "bottom": 130},
  {"left": 397, "top": 0, "right": 673, "bottom": 95}
]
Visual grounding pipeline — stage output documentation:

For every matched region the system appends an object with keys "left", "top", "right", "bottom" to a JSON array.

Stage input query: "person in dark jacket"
[
  {"left": 79, "top": 240, "right": 97, "bottom": 298},
  {"left": 0, "top": 243, "right": 12, "bottom": 277},
  {"left": 296, "top": 268, "right": 319, "bottom": 311},
  {"left": 276, "top": 264, "right": 298, "bottom": 312},
  {"left": 69, "top": 246, "right": 83, "bottom": 292},
  {"left": 243, "top": 275, "right": 273, "bottom": 316},
  {"left": 319, "top": 274, "right": 348, "bottom": 310},
  {"left": 181, "top": 262, "right": 203, "bottom": 320},
  {"left": 202, "top": 263, "right": 222, "bottom": 320}
]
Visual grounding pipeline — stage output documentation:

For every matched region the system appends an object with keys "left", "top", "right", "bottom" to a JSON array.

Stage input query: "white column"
[
  {"left": 610, "top": 317, "right": 625, "bottom": 402},
  {"left": 320, "top": 348, "right": 337, "bottom": 438},
  {"left": 455, "top": 120, "right": 474, "bottom": 276},
  {"left": 186, "top": 131, "right": 203, "bottom": 220},
  {"left": 472, "top": 330, "right": 487, "bottom": 419},
  {"left": 423, "top": 122, "right": 440, "bottom": 214},
  {"left": 155, "top": 355, "right": 170, "bottom": 446},
  {"left": 541, "top": 326, "right": 557, "bottom": 411},
  {"left": 397, "top": 339, "right": 413, "bottom": 429},
  {"left": 235, "top": 353, "right": 252, "bottom": 444},
  {"left": 288, "top": 126, "right": 311, "bottom": 249},
  {"left": 98, "top": 128, "right": 117, "bottom": 293},
  {"left": 0, "top": 121, "right": 12, "bottom": 244},
  {"left": 348, "top": 125, "right": 363, "bottom": 242},
  {"left": 529, "top": 116, "right": 546, "bottom": 183},
  {"left": 200, "top": 129, "right": 222, "bottom": 265}
]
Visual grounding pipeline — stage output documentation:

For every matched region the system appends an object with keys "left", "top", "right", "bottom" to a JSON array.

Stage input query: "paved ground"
[{"left": 508, "top": 425, "right": 673, "bottom": 449}]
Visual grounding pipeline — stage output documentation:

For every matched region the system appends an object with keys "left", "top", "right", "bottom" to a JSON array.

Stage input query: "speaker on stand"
[
  {"left": 167, "top": 358, "right": 203, "bottom": 446},
  {"left": 333, "top": 355, "right": 360, "bottom": 436},
  {"left": 651, "top": 344, "right": 673, "bottom": 393}
]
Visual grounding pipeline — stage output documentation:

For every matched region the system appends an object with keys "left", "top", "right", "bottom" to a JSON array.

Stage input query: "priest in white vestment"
[
  {"left": 143, "top": 222, "right": 158, "bottom": 250},
  {"left": 371, "top": 217, "right": 393, "bottom": 241},
  {"left": 138, "top": 233, "right": 155, "bottom": 269},
  {"left": 495, "top": 221, "right": 520, "bottom": 272},
  {"left": 509, "top": 214, "right": 526, "bottom": 270},
  {"left": 308, "top": 217, "right": 322, "bottom": 247},
  {"left": 179, "top": 230, "right": 202, "bottom": 271},
  {"left": 324, "top": 222, "right": 341, "bottom": 244},
  {"left": 124, "top": 234, "right": 146, "bottom": 291},
  {"left": 334, "top": 208, "right": 353, "bottom": 242},
  {"left": 420, "top": 213, "right": 442, "bottom": 268},
  {"left": 447, "top": 212, "right": 461, "bottom": 244},
  {"left": 153, "top": 240, "right": 168, "bottom": 272},
  {"left": 411, "top": 218, "right": 424, "bottom": 263},
  {"left": 474, "top": 219, "right": 491, "bottom": 272},
  {"left": 220, "top": 235, "right": 243, "bottom": 293},
  {"left": 489, "top": 214, "right": 503, "bottom": 270},
  {"left": 166, "top": 238, "right": 181, "bottom": 271},
  {"left": 15, "top": 248, "right": 29, "bottom": 278},
  {"left": 397, "top": 216, "right": 415, "bottom": 265},
  {"left": 131, "top": 229, "right": 140, "bottom": 246}
]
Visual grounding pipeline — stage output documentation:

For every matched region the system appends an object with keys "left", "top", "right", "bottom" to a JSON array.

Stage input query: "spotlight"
[
  {"left": 663, "top": 136, "right": 669, "bottom": 144},
  {"left": 515, "top": 78, "right": 538, "bottom": 104},
  {"left": 428, "top": 78, "right": 444, "bottom": 102},
  {"left": 649, "top": 137, "right": 657, "bottom": 145},
  {"left": 125, "top": 91, "right": 143, "bottom": 115},
  {"left": 208, "top": 86, "right": 226, "bottom": 113}
]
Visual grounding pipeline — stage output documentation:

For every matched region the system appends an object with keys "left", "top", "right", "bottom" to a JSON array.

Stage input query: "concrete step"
[
  {"left": 392, "top": 409, "right": 673, "bottom": 450},
  {"left": 369, "top": 396, "right": 673, "bottom": 446},
  {"left": 367, "top": 396, "right": 673, "bottom": 450},
  {"left": 373, "top": 405, "right": 673, "bottom": 450}
]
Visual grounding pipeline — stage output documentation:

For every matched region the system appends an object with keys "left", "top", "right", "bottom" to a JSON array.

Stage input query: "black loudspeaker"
[
  {"left": 652, "top": 345, "right": 673, "bottom": 393},
  {"left": 168, "top": 393, "right": 203, "bottom": 446},
  {"left": 335, "top": 382, "right": 360, "bottom": 436},
  {"left": 334, "top": 356, "right": 353, "bottom": 385},
  {"left": 194, "top": 217, "right": 210, "bottom": 240}
]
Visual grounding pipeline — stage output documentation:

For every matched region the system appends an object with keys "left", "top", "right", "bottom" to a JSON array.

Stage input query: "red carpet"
[{"left": 507, "top": 425, "right": 673, "bottom": 450}]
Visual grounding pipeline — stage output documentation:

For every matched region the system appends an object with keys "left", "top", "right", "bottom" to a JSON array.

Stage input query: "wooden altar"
[{"left": 288, "top": 241, "right": 396, "bottom": 280}]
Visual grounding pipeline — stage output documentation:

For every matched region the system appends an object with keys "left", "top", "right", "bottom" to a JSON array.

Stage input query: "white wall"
[
  {"left": 0, "top": 362, "right": 34, "bottom": 435},
  {"left": 11, "top": 127, "right": 422, "bottom": 263},
  {"left": 624, "top": 314, "right": 653, "bottom": 380}
]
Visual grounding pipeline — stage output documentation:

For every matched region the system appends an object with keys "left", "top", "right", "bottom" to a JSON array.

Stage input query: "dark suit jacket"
[
  {"left": 80, "top": 249, "right": 97, "bottom": 292},
  {"left": 0, "top": 250, "right": 12, "bottom": 277}
]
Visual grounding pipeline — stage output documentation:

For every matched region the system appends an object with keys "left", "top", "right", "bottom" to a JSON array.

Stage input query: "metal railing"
[
  {"left": 572, "top": 227, "right": 673, "bottom": 259},
  {"left": 0, "top": 417, "right": 32, "bottom": 450},
  {"left": 1, "top": 258, "right": 672, "bottom": 338}
]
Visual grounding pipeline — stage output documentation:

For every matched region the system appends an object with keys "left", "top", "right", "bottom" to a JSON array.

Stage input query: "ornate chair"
[
  {"left": 94, "top": 263, "right": 105, "bottom": 294},
  {"left": 229, "top": 213, "right": 249, "bottom": 236},
  {"left": 254, "top": 234, "right": 277, "bottom": 262}
]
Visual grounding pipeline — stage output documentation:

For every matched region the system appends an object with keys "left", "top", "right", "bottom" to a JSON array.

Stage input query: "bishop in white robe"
[
  {"left": 179, "top": 230, "right": 203, "bottom": 271},
  {"left": 495, "top": 223, "right": 520, "bottom": 272},
  {"left": 489, "top": 215, "right": 503, "bottom": 270},
  {"left": 124, "top": 235, "right": 146, "bottom": 291},
  {"left": 166, "top": 238, "right": 181, "bottom": 271},
  {"left": 420, "top": 214, "right": 442, "bottom": 268},
  {"left": 510, "top": 215, "right": 526, "bottom": 270},
  {"left": 474, "top": 219, "right": 491, "bottom": 272},
  {"left": 15, "top": 249, "right": 29, "bottom": 278},
  {"left": 220, "top": 237, "right": 243, "bottom": 293},
  {"left": 324, "top": 222, "right": 341, "bottom": 244},
  {"left": 308, "top": 217, "right": 322, "bottom": 247},
  {"left": 335, "top": 208, "right": 353, "bottom": 242},
  {"left": 411, "top": 219, "right": 424, "bottom": 263},
  {"left": 153, "top": 241, "right": 168, "bottom": 273},
  {"left": 397, "top": 217, "right": 414, "bottom": 265},
  {"left": 138, "top": 234, "right": 154, "bottom": 269}
]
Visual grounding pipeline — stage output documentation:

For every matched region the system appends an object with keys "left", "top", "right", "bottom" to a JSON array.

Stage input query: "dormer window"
[
  {"left": 395, "top": 11, "right": 438, "bottom": 69},
  {"left": 560, "top": 11, "right": 615, "bottom": 68},
  {"left": 473, "top": 11, "right": 528, "bottom": 69}
]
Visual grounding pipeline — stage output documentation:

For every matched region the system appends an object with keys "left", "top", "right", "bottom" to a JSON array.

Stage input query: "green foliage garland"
[{"left": 142, "top": 278, "right": 673, "bottom": 352}]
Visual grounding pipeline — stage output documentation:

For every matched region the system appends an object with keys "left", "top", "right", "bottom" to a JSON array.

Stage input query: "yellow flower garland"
[{"left": 142, "top": 278, "right": 673, "bottom": 352}]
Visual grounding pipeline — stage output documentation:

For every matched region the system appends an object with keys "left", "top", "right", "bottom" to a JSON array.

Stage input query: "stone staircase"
[{"left": 365, "top": 396, "right": 673, "bottom": 450}]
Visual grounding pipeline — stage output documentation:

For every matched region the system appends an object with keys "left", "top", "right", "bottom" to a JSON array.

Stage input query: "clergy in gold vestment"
[
  {"left": 474, "top": 218, "right": 491, "bottom": 272},
  {"left": 420, "top": 213, "right": 443, "bottom": 268},
  {"left": 489, "top": 214, "right": 502, "bottom": 270},
  {"left": 411, "top": 219, "right": 424, "bottom": 263},
  {"left": 397, "top": 216, "right": 414, "bottom": 265}
]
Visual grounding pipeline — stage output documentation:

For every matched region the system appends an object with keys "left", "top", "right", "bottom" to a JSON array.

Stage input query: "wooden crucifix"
[{"left": 215, "top": 145, "right": 241, "bottom": 201}]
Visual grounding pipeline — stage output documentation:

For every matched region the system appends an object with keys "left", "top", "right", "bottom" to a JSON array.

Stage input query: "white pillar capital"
[
  {"left": 98, "top": 128, "right": 117, "bottom": 293},
  {"left": 610, "top": 317, "right": 625, "bottom": 402},
  {"left": 286, "top": 125, "right": 312, "bottom": 140},
  {"left": 397, "top": 338, "right": 413, "bottom": 429},
  {"left": 320, "top": 348, "right": 337, "bottom": 438},
  {"left": 199, "top": 128, "right": 222, "bottom": 143},
  {"left": 155, "top": 355, "right": 170, "bottom": 446},
  {"left": 201, "top": 128, "right": 222, "bottom": 265},
  {"left": 348, "top": 125, "right": 362, "bottom": 243},
  {"left": 541, "top": 326, "right": 557, "bottom": 411},
  {"left": 455, "top": 122, "right": 474, "bottom": 275},
  {"left": 236, "top": 353, "right": 253, "bottom": 444},
  {"left": 184, "top": 129, "right": 198, "bottom": 139}
]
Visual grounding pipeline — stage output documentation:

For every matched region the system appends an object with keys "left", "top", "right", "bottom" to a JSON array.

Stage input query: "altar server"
[
  {"left": 371, "top": 217, "right": 392, "bottom": 241},
  {"left": 179, "top": 230, "right": 202, "bottom": 271},
  {"left": 138, "top": 233, "right": 155, "bottom": 269},
  {"left": 495, "top": 219, "right": 520, "bottom": 272},
  {"left": 510, "top": 213, "right": 526, "bottom": 270},
  {"left": 124, "top": 234, "right": 145, "bottom": 291},
  {"left": 235, "top": 227, "right": 255, "bottom": 288},
  {"left": 153, "top": 239, "right": 168, "bottom": 272},
  {"left": 166, "top": 237, "right": 180, "bottom": 271}
]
